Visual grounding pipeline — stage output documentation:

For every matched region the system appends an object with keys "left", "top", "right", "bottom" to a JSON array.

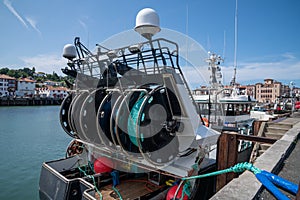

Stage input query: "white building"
[
  {"left": 0, "top": 74, "right": 16, "bottom": 97},
  {"left": 16, "top": 78, "right": 36, "bottom": 97},
  {"left": 38, "top": 86, "right": 69, "bottom": 99},
  {"left": 44, "top": 80, "right": 63, "bottom": 87},
  {"left": 293, "top": 87, "right": 300, "bottom": 98},
  {"left": 34, "top": 72, "right": 46, "bottom": 77}
]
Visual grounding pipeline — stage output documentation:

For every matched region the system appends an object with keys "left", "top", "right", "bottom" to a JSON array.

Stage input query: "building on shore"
[
  {"left": 255, "top": 79, "right": 290, "bottom": 104},
  {"left": 0, "top": 74, "right": 16, "bottom": 97},
  {"left": 44, "top": 80, "right": 63, "bottom": 87},
  {"left": 37, "top": 86, "right": 69, "bottom": 99},
  {"left": 192, "top": 83, "right": 256, "bottom": 97},
  {"left": 16, "top": 77, "right": 36, "bottom": 97},
  {"left": 192, "top": 78, "right": 297, "bottom": 104},
  {"left": 192, "top": 86, "right": 210, "bottom": 95},
  {"left": 33, "top": 72, "right": 46, "bottom": 78},
  {"left": 293, "top": 87, "right": 300, "bottom": 98}
]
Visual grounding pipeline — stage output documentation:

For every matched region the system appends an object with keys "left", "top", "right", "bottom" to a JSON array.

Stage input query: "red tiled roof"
[
  {"left": 18, "top": 78, "right": 36, "bottom": 83},
  {"left": 47, "top": 86, "right": 68, "bottom": 91},
  {"left": 0, "top": 74, "right": 16, "bottom": 80}
]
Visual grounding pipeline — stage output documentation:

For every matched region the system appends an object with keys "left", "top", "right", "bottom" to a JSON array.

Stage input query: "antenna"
[
  {"left": 222, "top": 30, "right": 226, "bottom": 60},
  {"left": 185, "top": 4, "right": 189, "bottom": 67},
  {"left": 231, "top": 0, "right": 238, "bottom": 86},
  {"left": 207, "top": 34, "right": 211, "bottom": 51},
  {"left": 186, "top": 4, "right": 189, "bottom": 36}
]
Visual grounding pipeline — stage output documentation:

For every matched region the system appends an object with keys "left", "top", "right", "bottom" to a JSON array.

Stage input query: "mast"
[
  {"left": 230, "top": 0, "right": 238, "bottom": 86},
  {"left": 206, "top": 52, "right": 223, "bottom": 90}
]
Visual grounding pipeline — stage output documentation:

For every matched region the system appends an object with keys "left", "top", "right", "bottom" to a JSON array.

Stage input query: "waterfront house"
[
  {"left": 16, "top": 78, "right": 36, "bottom": 97},
  {"left": 0, "top": 74, "right": 16, "bottom": 97},
  {"left": 255, "top": 79, "right": 290, "bottom": 103},
  {"left": 38, "top": 86, "right": 69, "bottom": 99}
]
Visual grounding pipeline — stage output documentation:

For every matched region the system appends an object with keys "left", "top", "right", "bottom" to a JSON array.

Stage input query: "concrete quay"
[
  {"left": 0, "top": 97, "right": 63, "bottom": 106},
  {"left": 211, "top": 112, "right": 300, "bottom": 200}
]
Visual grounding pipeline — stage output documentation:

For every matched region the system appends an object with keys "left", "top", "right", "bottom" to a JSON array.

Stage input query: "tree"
[
  {"left": 54, "top": 72, "right": 60, "bottom": 81},
  {"left": 0, "top": 68, "right": 9, "bottom": 74},
  {"left": 23, "top": 67, "right": 33, "bottom": 76},
  {"left": 7, "top": 70, "right": 17, "bottom": 78}
]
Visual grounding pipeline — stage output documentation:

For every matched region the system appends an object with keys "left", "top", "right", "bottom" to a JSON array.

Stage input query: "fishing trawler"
[
  {"left": 39, "top": 8, "right": 220, "bottom": 200},
  {"left": 192, "top": 53, "right": 256, "bottom": 153},
  {"left": 193, "top": 0, "right": 256, "bottom": 136},
  {"left": 192, "top": 53, "right": 256, "bottom": 127}
]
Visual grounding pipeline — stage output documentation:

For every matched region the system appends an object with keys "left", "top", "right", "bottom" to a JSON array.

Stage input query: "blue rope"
[
  {"left": 111, "top": 170, "right": 120, "bottom": 187},
  {"left": 181, "top": 162, "right": 297, "bottom": 199},
  {"left": 256, "top": 173, "right": 290, "bottom": 200},
  {"left": 110, "top": 170, "right": 122, "bottom": 199},
  {"left": 260, "top": 170, "right": 298, "bottom": 194}
]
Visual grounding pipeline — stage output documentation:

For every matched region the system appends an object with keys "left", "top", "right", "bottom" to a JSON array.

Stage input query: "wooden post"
[
  {"left": 252, "top": 120, "right": 263, "bottom": 136},
  {"left": 216, "top": 131, "right": 238, "bottom": 191}
]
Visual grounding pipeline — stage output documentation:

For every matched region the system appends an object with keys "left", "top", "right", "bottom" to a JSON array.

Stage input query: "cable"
[
  {"left": 112, "top": 186, "right": 123, "bottom": 200},
  {"left": 182, "top": 162, "right": 261, "bottom": 181},
  {"left": 78, "top": 166, "right": 103, "bottom": 200}
]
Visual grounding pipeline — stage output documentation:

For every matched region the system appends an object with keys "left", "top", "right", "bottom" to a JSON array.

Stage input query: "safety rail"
[{"left": 71, "top": 37, "right": 180, "bottom": 79}]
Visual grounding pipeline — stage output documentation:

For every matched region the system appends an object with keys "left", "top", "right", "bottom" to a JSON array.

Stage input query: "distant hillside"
[{"left": 0, "top": 67, "right": 74, "bottom": 84}]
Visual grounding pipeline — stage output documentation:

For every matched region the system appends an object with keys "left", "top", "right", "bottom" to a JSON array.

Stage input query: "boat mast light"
[{"left": 128, "top": 44, "right": 142, "bottom": 54}]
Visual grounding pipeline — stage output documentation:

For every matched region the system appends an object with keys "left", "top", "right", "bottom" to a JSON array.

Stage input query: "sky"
[{"left": 1, "top": 0, "right": 300, "bottom": 89}]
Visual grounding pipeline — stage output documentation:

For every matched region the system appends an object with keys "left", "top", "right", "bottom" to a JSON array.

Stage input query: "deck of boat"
[{"left": 95, "top": 177, "right": 165, "bottom": 200}]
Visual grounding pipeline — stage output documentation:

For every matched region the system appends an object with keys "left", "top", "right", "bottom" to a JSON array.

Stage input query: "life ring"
[
  {"left": 202, "top": 117, "right": 209, "bottom": 127},
  {"left": 66, "top": 140, "right": 84, "bottom": 157}
]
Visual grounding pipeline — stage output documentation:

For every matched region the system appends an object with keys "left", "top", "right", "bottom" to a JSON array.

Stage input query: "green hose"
[
  {"left": 182, "top": 162, "right": 261, "bottom": 181},
  {"left": 127, "top": 92, "right": 146, "bottom": 146}
]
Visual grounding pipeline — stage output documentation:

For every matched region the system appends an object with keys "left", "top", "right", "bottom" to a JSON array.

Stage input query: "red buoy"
[
  {"left": 166, "top": 185, "right": 188, "bottom": 200},
  {"left": 94, "top": 157, "right": 113, "bottom": 173}
]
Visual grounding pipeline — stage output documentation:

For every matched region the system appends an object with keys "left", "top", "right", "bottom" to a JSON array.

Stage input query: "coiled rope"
[{"left": 179, "top": 162, "right": 297, "bottom": 200}]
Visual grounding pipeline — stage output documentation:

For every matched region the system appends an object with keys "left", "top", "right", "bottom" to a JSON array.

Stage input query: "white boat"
[
  {"left": 39, "top": 8, "right": 221, "bottom": 200},
  {"left": 250, "top": 104, "right": 275, "bottom": 121},
  {"left": 192, "top": 53, "right": 256, "bottom": 130}
]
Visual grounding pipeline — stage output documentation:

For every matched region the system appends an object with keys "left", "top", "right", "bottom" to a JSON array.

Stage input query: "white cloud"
[
  {"left": 3, "top": 0, "right": 28, "bottom": 28},
  {"left": 282, "top": 52, "right": 296, "bottom": 60},
  {"left": 3, "top": 0, "right": 42, "bottom": 35},
  {"left": 20, "top": 54, "right": 66, "bottom": 75},
  {"left": 25, "top": 16, "right": 42, "bottom": 36},
  {"left": 180, "top": 52, "right": 300, "bottom": 88},
  {"left": 79, "top": 19, "right": 87, "bottom": 32},
  {"left": 221, "top": 53, "right": 300, "bottom": 85}
]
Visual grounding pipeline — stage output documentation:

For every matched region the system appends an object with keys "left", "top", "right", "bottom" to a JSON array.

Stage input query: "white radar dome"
[
  {"left": 63, "top": 44, "right": 76, "bottom": 60},
  {"left": 135, "top": 8, "right": 161, "bottom": 40}
]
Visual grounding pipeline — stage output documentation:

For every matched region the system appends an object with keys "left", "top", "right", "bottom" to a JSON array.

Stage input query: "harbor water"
[{"left": 0, "top": 106, "right": 71, "bottom": 200}]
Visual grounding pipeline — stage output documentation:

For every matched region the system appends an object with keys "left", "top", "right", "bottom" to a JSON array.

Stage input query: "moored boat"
[{"left": 39, "top": 8, "right": 221, "bottom": 200}]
